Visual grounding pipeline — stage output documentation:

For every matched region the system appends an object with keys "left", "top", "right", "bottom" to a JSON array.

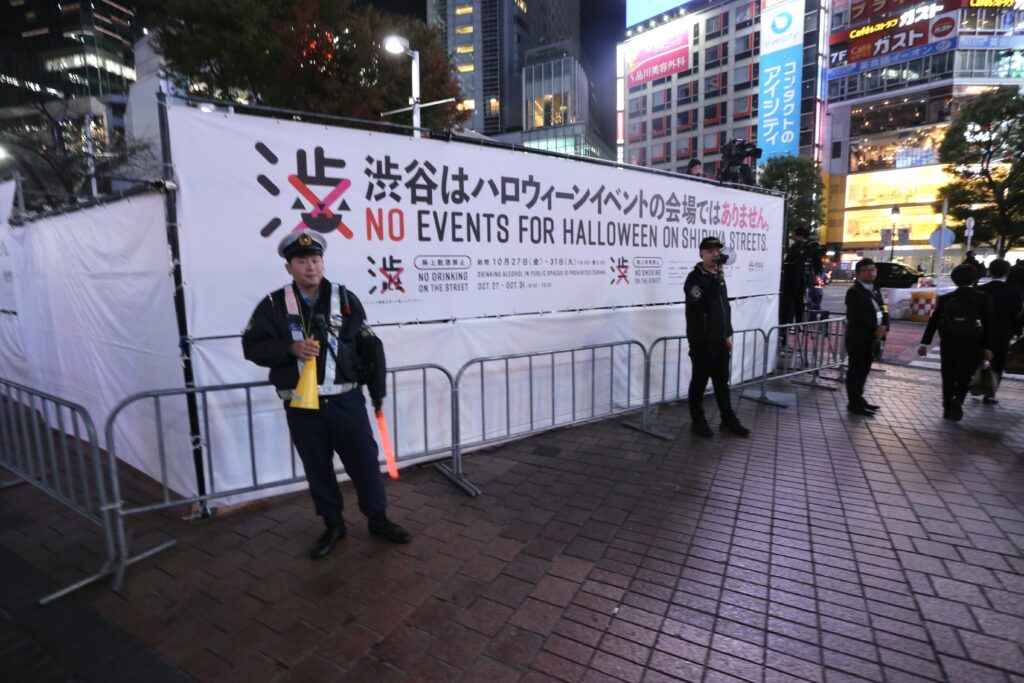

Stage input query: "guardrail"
[
  {"left": 742, "top": 317, "right": 848, "bottom": 406},
  {"left": 104, "top": 363, "right": 455, "bottom": 588},
  {"left": 0, "top": 379, "right": 117, "bottom": 604},
  {"left": 2, "top": 321, "right": 854, "bottom": 599},
  {"left": 443, "top": 340, "right": 648, "bottom": 495},
  {"left": 623, "top": 328, "right": 767, "bottom": 438}
]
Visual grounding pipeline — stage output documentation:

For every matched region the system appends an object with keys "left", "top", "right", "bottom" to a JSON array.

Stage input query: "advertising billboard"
[
  {"left": 626, "top": 0, "right": 694, "bottom": 27},
  {"left": 758, "top": 0, "right": 805, "bottom": 159},
  {"left": 624, "top": 20, "right": 691, "bottom": 88}
]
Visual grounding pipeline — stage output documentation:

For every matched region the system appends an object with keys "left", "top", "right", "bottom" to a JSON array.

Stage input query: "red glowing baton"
[{"left": 375, "top": 408, "right": 399, "bottom": 479}]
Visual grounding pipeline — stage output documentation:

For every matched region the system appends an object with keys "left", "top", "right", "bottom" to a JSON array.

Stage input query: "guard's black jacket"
[
  {"left": 242, "top": 279, "right": 386, "bottom": 402},
  {"left": 685, "top": 263, "right": 733, "bottom": 344},
  {"left": 844, "top": 281, "right": 889, "bottom": 341}
]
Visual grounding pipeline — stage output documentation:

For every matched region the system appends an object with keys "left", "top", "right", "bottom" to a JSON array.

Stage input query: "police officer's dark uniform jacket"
[
  {"left": 242, "top": 279, "right": 386, "bottom": 405},
  {"left": 685, "top": 263, "right": 733, "bottom": 346},
  {"left": 684, "top": 237, "right": 744, "bottom": 432}
]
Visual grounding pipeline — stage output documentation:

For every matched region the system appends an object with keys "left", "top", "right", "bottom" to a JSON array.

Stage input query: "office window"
[
  {"left": 456, "top": 44, "right": 474, "bottom": 54},
  {"left": 704, "top": 101, "right": 726, "bottom": 124},
  {"left": 651, "top": 141, "right": 672, "bottom": 164},
  {"left": 628, "top": 147, "right": 646, "bottom": 165},
  {"left": 628, "top": 95, "right": 647, "bottom": 118},
  {"left": 627, "top": 120, "right": 647, "bottom": 142},
  {"left": 455, "top": 4, "right": 473, "bottom": 15},
  {"left": 676, "top": 109, "right": 695, "bottom": 132},
  {"left": 456, "top": 25, "right": 473, "bottom": 34},
  {"left": 652, "top": 88, "right": 671, "bottom": 112},
  {"left": 652, "top": 115, "right": 671, "bottom": 138}
]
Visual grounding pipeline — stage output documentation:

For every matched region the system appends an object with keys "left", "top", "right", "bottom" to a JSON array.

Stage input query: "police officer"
[
  {"left": 242, "top": 229, "right": 410, "bottom": 559},
  {"left": 685, "top": 236, "right": 751, "bottom": 438},
  {"left": 844, "top": 258, "right": 888, "bottom": 416}
]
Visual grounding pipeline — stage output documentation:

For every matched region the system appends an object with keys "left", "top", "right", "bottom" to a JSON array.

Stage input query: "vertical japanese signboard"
[{"left": 758, "top": 0, "right": 805, "bottom": 159}]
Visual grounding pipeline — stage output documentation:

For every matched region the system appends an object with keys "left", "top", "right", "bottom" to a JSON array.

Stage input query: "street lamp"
[
  {"left": 383, "top": 35, "right": 420, "bottom": 135},
  {"left": 889, "top": 205, "right": 900, "bottom": 261}
]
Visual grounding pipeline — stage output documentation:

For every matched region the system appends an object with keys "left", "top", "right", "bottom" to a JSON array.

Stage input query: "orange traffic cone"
[{"left": 291, "top": 356, "right": 319, "bottom": 410}]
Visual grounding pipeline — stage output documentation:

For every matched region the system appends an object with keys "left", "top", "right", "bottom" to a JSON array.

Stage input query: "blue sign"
[
  {"left": 626, "top": 0, "right": 693, "bottom": 28},
  {"left": 827, "top": 38, "right": 957, "bottom": 80},
  {"left": 958, "top": 35, "right": 1024, "bottom": 50},
  {"left": 758, "top": 45, "right": 803, "bottom": 159}
]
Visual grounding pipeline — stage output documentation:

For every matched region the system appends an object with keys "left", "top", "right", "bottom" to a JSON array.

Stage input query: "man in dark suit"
[
  {"left": 976, "top": 258, "right": 1021, "bottom": 404},
  {"left": 844, "top": 258, "right": 888, "bottom": 416}
]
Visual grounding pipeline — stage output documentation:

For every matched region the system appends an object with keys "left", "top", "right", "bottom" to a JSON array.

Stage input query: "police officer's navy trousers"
[
  {"left": 688, "top": 341, "right": 737, "bottom": 423},
  {"left": 285, "top": 388, "right": 386, "bottom": 522}
]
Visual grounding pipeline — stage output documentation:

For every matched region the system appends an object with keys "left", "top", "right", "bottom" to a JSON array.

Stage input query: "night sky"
[{"left": 366, "top": 0, "right": 627, "bottom": 148}]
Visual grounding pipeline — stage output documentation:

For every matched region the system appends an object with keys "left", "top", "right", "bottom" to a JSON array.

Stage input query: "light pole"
[
  {"left": 889, "top": 205, "right": 900, "bottom": 261},
  {"left": 383, "top": 35, "right": 420, "bottom": 135}
]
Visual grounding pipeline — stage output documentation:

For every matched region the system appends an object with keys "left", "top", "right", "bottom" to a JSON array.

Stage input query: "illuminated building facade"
[
  {"left": 429, "top": 0, "right": 578, "bottom": 136},
  {"left": 616, "top": 0, "right": 831, "bottom": 178},
  {"left": 825, "top": 0, "right": 1024, "bottom": 269}
]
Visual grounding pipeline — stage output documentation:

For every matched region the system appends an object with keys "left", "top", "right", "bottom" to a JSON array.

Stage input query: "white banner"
[
  {"left": 0, "top": 180, "right": 16, "bottom": 312},
  {"left": 168, "top": 106, "right": 784, "bottom": 334}
]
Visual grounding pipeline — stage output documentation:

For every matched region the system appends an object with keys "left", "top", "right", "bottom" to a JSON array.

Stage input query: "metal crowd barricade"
[
  {"left": 445, "top": 340, "right": 648, "bottom": 496},
  {"left": 104, "top": 363, "right": 454, "bottom": 589},
  {"left": 0, "top": 379, "right": 117, "bottom": 605},
  {"left": 623, "top": 327, "right": 768, "bottom": 438},
  {"left": 744, "top": 317, "right": 848, "bottom": 406}
]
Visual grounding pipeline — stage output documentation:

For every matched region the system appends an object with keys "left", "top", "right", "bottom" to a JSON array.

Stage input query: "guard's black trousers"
[
  {"left": 285, "top": 388, "right": 386, "bottom": 522},
  {"left": 940, "top": 343, "right": 983, "bottom": 406},
  {"left": 688, "top": 341, "right": 737, "bottom": 423},
  {"left": 845, "top": 335, "right": 874, "bottom": 408}
]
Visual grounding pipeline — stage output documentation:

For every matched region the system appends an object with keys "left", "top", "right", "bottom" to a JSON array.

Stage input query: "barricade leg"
[
  {"left": 622, "top": 352, "right": 673, "bottom": 440},
  {"left": 434, "top": 385, "right": 481, "bottom": 497},
  {"left": 740, "top": 328, "right": 794, "bottom": 407}
]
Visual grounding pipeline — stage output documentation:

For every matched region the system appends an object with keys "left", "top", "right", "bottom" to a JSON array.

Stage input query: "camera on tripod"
[{"left": 717, "top": 139, "right": 762, "bottom": 186}]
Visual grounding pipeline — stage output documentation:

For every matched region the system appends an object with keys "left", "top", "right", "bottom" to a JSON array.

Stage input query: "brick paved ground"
[{"left": 1, "top": 363, "right": 1023, "bottom": 682}]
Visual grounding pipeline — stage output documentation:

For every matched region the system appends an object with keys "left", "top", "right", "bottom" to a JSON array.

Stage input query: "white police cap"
[{"left": 277, "top": 229, "right": 327, "bottom": 259}]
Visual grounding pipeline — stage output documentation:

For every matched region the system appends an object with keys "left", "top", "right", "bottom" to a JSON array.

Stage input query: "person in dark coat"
[
  {"left": 242, "top": 229, "right": 410, "bottom": 559},
  {"left": 780, "top": 227, "right": 822, "bottom": 328},
  {"left": 844, "top": 258, "right": 889, "bottom": 416},
  {"left": 917, "top": 264, "right": 994, "bottom": 420},
  {"left": 976, "top": 258, "right": 1022, "bottom": 403},
  {"left": 685, "top": 236, "right": 750, "bottom": 438}
]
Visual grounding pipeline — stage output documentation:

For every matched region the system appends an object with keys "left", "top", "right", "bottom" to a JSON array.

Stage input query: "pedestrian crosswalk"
[{"left": 909, "top": 347, "right": 1023, "bottom": 382}]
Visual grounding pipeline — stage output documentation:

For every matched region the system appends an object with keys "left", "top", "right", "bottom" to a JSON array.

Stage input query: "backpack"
[{"left": 939, "top": 291, "right": 981, "bottom": 342}]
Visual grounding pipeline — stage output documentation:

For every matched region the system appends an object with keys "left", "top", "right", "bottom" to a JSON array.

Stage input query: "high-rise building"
[
  {"left": 1, "top": 0, "right": 137, "bottom": 106},
  {"left": 428, "top": 0, "right": 533, "bottom": 135},
  {"left": 1, "top": 1, "right": 139, "bottom": 199},
  {"left": 428, "top": 0, "right": 607, "bottom": 158},
  {"left": 825, "top": 0, "right": 1024, "bottom": 270},
  {"left": 616, "top": 0, "right": 830, "bottom": 179},
  {"left": 519, "top": 42, "right": 612, "bottom": 158}
]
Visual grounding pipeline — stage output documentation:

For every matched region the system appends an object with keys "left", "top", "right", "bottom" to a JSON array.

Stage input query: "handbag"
[
  {"left": 1005, "top": 337, "right": 1024, "bottom": 375},
  {"left": 968, "top": 361, "right": 998, "bottom": 396}
]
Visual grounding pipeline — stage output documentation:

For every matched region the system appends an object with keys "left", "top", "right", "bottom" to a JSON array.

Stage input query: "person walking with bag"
[{"left": 917, "top": 264, "right": 994, "bottom": 421}]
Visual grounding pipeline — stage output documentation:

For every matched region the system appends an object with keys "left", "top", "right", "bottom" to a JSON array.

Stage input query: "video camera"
[{"left": 718, "top": 139, "right": 762, "bottom": 186}]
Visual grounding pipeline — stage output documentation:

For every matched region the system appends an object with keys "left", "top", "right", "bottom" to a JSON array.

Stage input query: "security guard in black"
[
  {"left": 685, "top": 236, "right": 750, "bottom": 438},
  {"left": 242, "top": 229, "right": 410, "bottom": 559}
]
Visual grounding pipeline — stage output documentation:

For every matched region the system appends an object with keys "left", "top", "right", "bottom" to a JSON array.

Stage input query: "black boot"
[
  {"left": 310, "top": 518, "right": 346, "bottom": 559},
  {"left": 691, "top": 419, "right": 713, "bottom": 438},
  {"left": 368, "top": 514, "right": 412, "bottom": 543},
  {"left": 720, "top": 417, "right": 751, "bottom": 437}
]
